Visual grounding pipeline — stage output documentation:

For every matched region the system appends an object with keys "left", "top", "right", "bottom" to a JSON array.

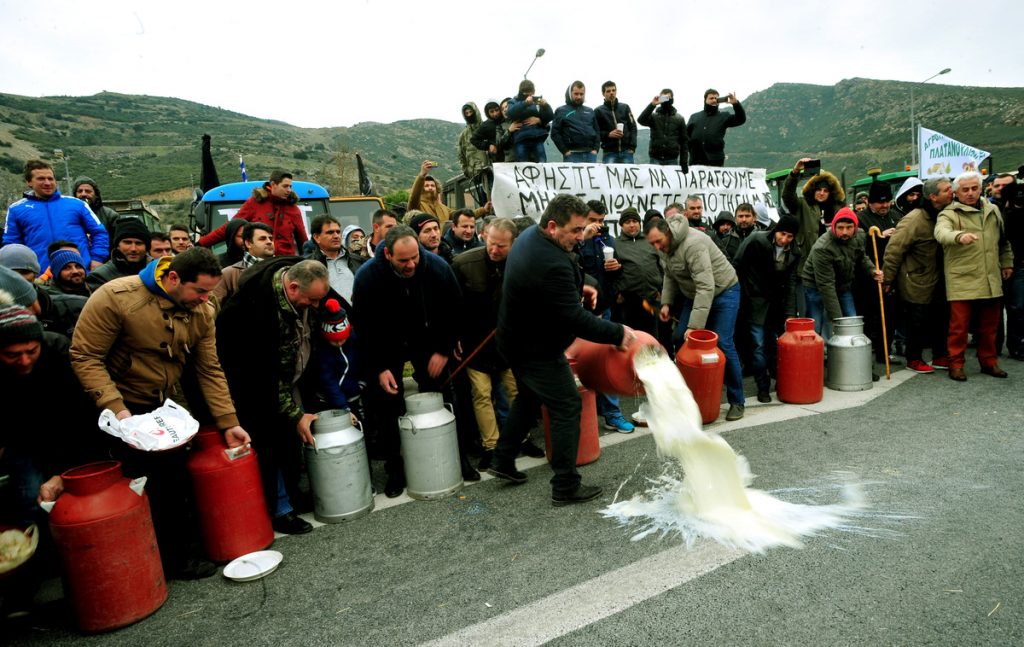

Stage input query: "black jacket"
[
  {"left": 735, "top": 229, "right": 801, "bottom": 325},
  {"left": 350, "top": 244, "right": 462, "bottom": 378},
  {"left": 85, "top": 250, "right": 148, "bottom": 290},
  {"left": 637, "top": 102, "right": 688, "bottom": 166},
  {"left": 595, "top": 100, "right": 638, "bottom": 154},
  {"left": 614, "top": 231, "right": 662, "bottom": 302},
  {"left": 498, "top": 225, "right": 622, "bottom": 361},
  {"left": 442, "top": 228, "right": 483, "bottom": 257},
  {"left": 687, "top": 102, "right": 746, "bottom": 166}
]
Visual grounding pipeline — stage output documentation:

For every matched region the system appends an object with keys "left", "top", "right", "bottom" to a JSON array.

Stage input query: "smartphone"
[
  {"left": 803, "top": 159, "right": 821, "bottom": 172},
  {"left": 659, "top": 94, "right": 671, "bottom": 104}
]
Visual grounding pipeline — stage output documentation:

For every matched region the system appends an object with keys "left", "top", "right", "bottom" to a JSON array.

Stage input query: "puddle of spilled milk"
[{"left": 600, "top": 347, "right": 867, "bottom": 553}]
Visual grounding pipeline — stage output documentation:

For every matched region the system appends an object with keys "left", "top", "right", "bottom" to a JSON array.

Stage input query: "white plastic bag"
[{"left": 98, "top": 399, "right": 200, "bottom": 451}]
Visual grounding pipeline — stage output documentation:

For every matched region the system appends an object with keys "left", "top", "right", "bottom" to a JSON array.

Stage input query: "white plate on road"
[{"left": 223, "top": 550, "right": 283, "bottom": 582}]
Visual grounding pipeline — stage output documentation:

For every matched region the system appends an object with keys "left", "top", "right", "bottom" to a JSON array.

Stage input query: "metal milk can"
[
  {"left": 398, "top": 392, "right": 463, "bottom": 500},
  {"left": 306, "top": 409, "right": 374, "bottom": 522},
  {"left": 826, "top": 316, "right": 874, "bottom": 391}
]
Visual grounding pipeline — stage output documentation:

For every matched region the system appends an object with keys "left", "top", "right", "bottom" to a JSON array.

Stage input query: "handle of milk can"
[
  {"left": 444, "top": 403, "right": 455, "bottom": 415},
  {"left": 398, "top": 416, "right": 416, "bottom": 435},
  {"left": 129, "top": 476, "right": 148, "bottom": 496},
  {"left": 39, "top": 500, "right": 55, "bottom": 513},
  {"left": 224, "top": 444, "right": 252, "bottom": 461}
]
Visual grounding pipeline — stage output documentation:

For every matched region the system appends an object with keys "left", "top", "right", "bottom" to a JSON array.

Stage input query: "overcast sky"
[{"left": 3, "top": 0, "right": 1022, "bottom": 129}]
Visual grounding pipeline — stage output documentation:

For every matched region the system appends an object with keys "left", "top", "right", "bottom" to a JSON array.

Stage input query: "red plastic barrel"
[
  {"left": 777, "top": 317, "right": 824, "bottom": 404},
  {"left": 541, "top": 362, "right": 600, "bottom": 465},
  {"left": 187, "top": 428, "right": 274, "bottom": 562},
  {"left": 675, "top": 329, "right": 726, "bottom": 424},
  {"left": 48, "top": 461, "right": 167, "bottom": 633},
  {"left": 566, "top": 331, "right": 662, "bottom": 396}
]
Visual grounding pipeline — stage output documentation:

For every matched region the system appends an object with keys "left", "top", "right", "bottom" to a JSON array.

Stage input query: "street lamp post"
[
  {"left": 524, "top": 48, "right": 545, "bottom": 79},
  {"left": 910, "top": 68, "right": 951, "bottom": 168}
]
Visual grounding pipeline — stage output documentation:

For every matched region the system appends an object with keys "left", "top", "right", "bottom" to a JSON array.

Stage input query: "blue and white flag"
[{"left": 239, "top": 155, "right": 247, "bottom": 182}]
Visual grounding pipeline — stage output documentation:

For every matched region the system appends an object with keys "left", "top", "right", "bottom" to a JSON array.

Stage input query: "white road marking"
[{"left": 418, "top": 540, "right": 745, "bottom": 647}]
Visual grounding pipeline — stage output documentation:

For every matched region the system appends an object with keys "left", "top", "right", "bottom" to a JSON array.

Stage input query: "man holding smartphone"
[
  {"left": 687, "top": 89, "right": 747, "bottom": 167},
  {"left": 637, "top": 88, "right": 688, "bottom": 171}
]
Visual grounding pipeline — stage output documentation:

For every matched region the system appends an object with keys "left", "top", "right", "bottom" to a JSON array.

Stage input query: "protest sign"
[
  {"left": 919, "top": 127, "right": 990, "bottom": 179},
  {"left": 491, "top": 163, "right": 779, "bottom": 223}
]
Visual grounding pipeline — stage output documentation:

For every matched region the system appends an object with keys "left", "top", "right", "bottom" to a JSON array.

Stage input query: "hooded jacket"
[
  {"left": 551, "top": 87, "right": 600, "bottom": 155},
  {"left": 70, "top": 256, "right": 239, "bottom": 428},
  {"left": 85, "top": 249, "right": 149, "bottom": 290},
  {"left": 800, "top": 214, "right": 877, "bottom": 323},
  {"left": 217, "top": 218, "right": 247, "bottom": 268},
  {"left": 4, "top": 189, "right": 110, "bottom": 272},
  {"left": 637, "top": 101, "right": 688, "bottom": 164},
  {"left": 782, "top": 169, "right": 845, "bottom": 273},
  {"left": 687, "top": 101, "right": 746, "bottom": 166},
  {"left": 656, "top": 217, "right": 738, "bottom": 330},
  {"left": 471, "top": 102, "right": 515, "bottom": 163},
  {"left": 893, "top": 177, "right": 923, "bottom": 217},
  {"left": 935, "top": 199, "right": 1013, "bottom": 301},
  {"left": 595, "top": 99, "right": 638, "bottom": 154},
  {"left": 442, "top": 226, "right": 482, "bottom": 256},
  {"left": 458, "top": 102, "right": 491, "bottom": 178},
  {"left": 614, "top": 229, "right": 662, "bottom": 303},
  {"left": 198, "top": 185, "right": 308, "bottom": 256},
  {"left": 712, "top": 211, "right": 742, "bottom": 263},
  {"left": 881, "top": 201, "right": 944, "bottom": 305},
  {"left": 73, "top": 176, "right": 121, "bottom": 233}
]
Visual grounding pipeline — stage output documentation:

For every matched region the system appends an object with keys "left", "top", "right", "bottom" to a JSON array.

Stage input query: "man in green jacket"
[
  {"left": 934, "top": 171, "right": 1014, "bottom": 381},
  {"left": 882, "top": 177, "right": 953, "bottom": 374}
]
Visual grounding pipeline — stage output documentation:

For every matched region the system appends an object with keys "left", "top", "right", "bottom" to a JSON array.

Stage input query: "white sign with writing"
[
  {"left": 491, "top": 163, "right": 779, "bottom": 222},
  {"left": 919, "top": 126, "right": 990, "bottom": 179}
]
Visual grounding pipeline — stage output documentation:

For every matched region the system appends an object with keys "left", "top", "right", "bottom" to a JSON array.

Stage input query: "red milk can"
[
  {"left": 47, "top": 461, "right": 166, "bottom": 633},
  {"left": 541, "top": 361, "right": 600, "bottom": 465},
  {"left": 187, "top": 427, "right": 273, "bottom": 562},
  {"left": 675, "top": 329, "right": 726, "bottom": 424},
  {"left": 777, "top": 317, "right": 824, "bottom": 404},
  {"left": 565, "top": 330, "right": 661, "bottom": 396}
]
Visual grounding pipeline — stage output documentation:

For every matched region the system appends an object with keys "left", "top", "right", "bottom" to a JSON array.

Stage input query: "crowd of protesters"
[{"left": 0, "top": 78, "right": 1020, "bottom": 621}]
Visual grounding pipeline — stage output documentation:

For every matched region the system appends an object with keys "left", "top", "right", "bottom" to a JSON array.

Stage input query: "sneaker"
[
  {"left": 552, "top": 484, "right": 603, "bottom": 507},
  {"left": 756, "top": 391, "right": 771, "bottom": 403},
  {"left": 603, "top": 414, "right": 635, "bottom": 433},
  {"left": 725, "top": 404, "right": 744, "bottom": 421},
  {"left": 487, "top": 464, "right": 528, "bottom": 484},
  {"left": 906, "top": 360, "right": 935, "bottom": 374},
  {"left": 519, "top": 439, "right": 546, "bottom": 458},
  {"left": 931, "top": 357, "right": 950, "bottom": 370}
]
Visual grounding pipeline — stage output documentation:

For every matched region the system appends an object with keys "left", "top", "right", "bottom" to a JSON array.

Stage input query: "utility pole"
[
  {"left": 53, "top": 149, "right": 72, "bottom": 195},
  {"left": 910, "top": 68, "right": 951, "bottom": 168}
]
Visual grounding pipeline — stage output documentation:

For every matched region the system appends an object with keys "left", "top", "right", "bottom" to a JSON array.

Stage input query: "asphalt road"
[{"left": 7, "top": 359, "right": 1023, "bottom": 646}]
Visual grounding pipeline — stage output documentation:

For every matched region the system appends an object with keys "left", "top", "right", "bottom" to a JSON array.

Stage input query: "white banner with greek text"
[
  {"left": 491, "top": 163, "right": 779, "bottom": 223},
  {"left": 918, "top": 126, "right": 990, "bottom": 179}
]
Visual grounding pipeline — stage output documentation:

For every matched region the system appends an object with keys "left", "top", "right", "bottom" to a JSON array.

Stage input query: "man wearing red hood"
[{"left": 800, "top": 208, "right": 883, "bottom": 337}]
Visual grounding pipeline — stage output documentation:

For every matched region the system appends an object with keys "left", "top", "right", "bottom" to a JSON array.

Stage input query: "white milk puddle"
[{"left": 601, "top": 347, "right": 869, "bottom": 552}]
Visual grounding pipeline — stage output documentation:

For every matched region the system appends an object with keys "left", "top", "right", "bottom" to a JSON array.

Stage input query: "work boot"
[
  {"left": 949, "top": 367, "right": 967, "bottom": 381},
  {"left": 552, "top": 484, "right": 603, "bottom": 507},
  {"left": 980, "top": 365, "right": 1008, "bottom": 378}
]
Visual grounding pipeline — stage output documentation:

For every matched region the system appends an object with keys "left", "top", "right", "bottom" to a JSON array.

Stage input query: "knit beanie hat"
[
  {"left": 0, "top": 266, "right": 38, "bottom": 308},
  {"left": 321, "top": 298, "right": 351, "bottom": 344},
  {"left": 867, "top": 182, "right": 892, "bottom": 203},
  {"left": 0, "top": 303, "right": 44, "bottom": 347},
  {"left": 642, "top": 209, "right": 663, "bottom": 228},
  {"left": 774, "top": 215, "right": 801, "bottom": 236},
  {"left": 619, "top": 208, "right": 641, "bottom": 224},
  {"left": 49, "top": 249, "right": 86, "bottom": 276},
  {"left": 831, "top": 208, "right": 859, "bottom": 234},
  {"left": 408, "top": 212, "right": 440, "bottom": 235},
  {"left": 113, "top": 217, "right": 152, "bottom": 248},
  {"left": 0, "top": 243, "right": 41, "bottom": 275}
]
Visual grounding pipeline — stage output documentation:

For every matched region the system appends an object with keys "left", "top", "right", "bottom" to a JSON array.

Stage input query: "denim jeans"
[
  {"left": 564, "top": 152, "right": 597, "bottom": 163},
  {"left": 803, "top": 286, "right": 856, "bottom": 338},
  {"left": 749, "top": 321, "right": 781, "bottom": 393},
  {"left": 652, "top": 157, "right": 679, "bottom": 166},
  {"left": 672, "top": 283, "right": 745, "bottom": 405},
  {"left": 603, "top": 151, "right": 635, "bottom": 164},
  {"left": 515, "top": 140, "right": 547, "bottom": 163}
]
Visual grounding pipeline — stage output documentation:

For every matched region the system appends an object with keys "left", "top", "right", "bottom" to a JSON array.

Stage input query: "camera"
[{"left": 599, "top": 224, "right": 610, "bottom": 238}]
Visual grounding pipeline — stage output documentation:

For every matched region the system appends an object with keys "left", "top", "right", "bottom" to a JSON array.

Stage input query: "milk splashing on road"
[{"left": 601, "top": 347, "right": 866, "bottom": 552}]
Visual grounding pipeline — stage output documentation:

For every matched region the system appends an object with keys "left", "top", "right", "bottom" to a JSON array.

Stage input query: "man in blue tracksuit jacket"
[
  {"left": 4, "top": 160, "right": 109, "bottom": 272},
  {"left": 551, "top": 81, "right": 601, "bottom": 163}
]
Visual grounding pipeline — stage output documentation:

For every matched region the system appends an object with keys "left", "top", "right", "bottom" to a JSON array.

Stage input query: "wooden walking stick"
[
  {"left": 867, "top": 226, "right": 890, "bottom": 379},
  {"left": 440, "top": 329, "right": 497, "bottom": 388}
]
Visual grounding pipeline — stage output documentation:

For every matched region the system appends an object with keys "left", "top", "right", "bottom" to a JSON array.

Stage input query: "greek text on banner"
[{"left": 491, "top": 162, "right": 779, "bottom": 222}]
